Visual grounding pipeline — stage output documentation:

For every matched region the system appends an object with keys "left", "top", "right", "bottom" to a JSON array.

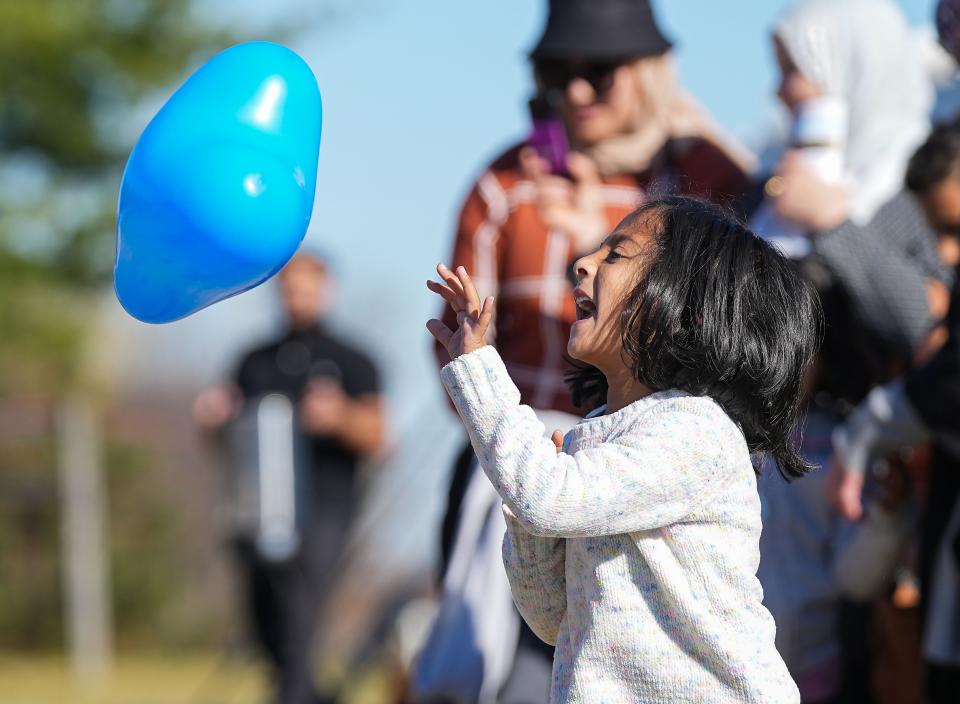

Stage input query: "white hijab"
[{"left": 775, "top": 0, "right": 934, "bottom": 224}]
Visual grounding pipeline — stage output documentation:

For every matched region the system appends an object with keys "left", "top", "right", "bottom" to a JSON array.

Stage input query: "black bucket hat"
[{"left": 530, "top": 0, "right": 673, "bottom": 61}]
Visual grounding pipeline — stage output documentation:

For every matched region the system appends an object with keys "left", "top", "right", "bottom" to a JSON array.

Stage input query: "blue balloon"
[{"left": 115, "top": 42, "right": 322, "bottom": 323}]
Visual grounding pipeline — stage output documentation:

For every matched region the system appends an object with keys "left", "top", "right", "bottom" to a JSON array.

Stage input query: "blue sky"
[{"left": 110, "top": 0, "right": 941, "bottom": 568}]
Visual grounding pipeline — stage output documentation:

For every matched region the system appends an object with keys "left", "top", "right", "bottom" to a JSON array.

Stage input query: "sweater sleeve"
[
  {"left": 440, "top": 347, "right": 736, "bottom": 538},
  {"left": 501, "top": 505, "right": 566, "bottom": 645}
]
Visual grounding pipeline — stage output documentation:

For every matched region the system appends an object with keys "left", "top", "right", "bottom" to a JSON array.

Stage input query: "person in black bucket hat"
[
  {"left": 530, "top": 0, "right": 673, "bottom": 61},
  {"left": 412, "top": 3, "right": 756, "bottom": 703},
  {"left": 526, "top": 0, "right": 754, "bottom": 185}
]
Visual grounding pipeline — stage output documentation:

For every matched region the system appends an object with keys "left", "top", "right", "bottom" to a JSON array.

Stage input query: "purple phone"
[{"left": 527, "top": 95, "right": 569, "bottom": 176}]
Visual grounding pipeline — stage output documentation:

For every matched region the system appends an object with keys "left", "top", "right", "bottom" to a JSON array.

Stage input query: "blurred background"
[{"left": 0, "top": 0, "right": 954, "bottom": 702}]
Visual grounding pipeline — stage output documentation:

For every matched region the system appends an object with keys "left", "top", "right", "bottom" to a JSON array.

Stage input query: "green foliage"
[
  {"left": 0, "top": 257, "right": 91, "bottom": 396},
  {"left": 0, "top": 0, "right": 237, "bottom": 653},
  {"left": 0, "top": 0, "right": 221, "bottom": 170},
  {"left": 0, "top": 0, "right": 229, "bottom": 394},
  {"left": 0, "top": 0, "right": 354, "bottom": 656}
]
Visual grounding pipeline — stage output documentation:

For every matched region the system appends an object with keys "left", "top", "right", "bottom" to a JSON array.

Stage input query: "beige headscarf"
[{"left": 580, "top": 54, "right": 757, "bottom": 178}]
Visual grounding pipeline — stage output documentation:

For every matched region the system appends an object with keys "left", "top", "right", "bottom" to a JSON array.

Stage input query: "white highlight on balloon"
[
  {"left": 243, "top": 173, "right": 266, "bottom": 197},
  {"left": 243, "top": 76, "right": 287, "bottom": 131}
]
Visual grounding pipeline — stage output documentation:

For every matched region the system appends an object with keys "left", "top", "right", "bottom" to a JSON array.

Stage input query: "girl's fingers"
[
  {"left": 437, "top": 263, "right": 466, "bottom": 299},
  {"left": 425, "top": 319, "right": 453, "bottom": 349},
  {"left": 478, "top": 296, "right": 495, "bottom": 331},
  {"left": 551, "top": 429, "right": 564, "bottom": 454},
  {"left": 457, "top": 266, "right": 481, "bottom": 314},
  {"left": 426, "top": 279, "right": 464, "bottom": 311}
]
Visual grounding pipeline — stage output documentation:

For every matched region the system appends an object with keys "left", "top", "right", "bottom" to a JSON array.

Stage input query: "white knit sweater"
[{"left": 440, "top": 346, "right": 800, "bottom": 704}]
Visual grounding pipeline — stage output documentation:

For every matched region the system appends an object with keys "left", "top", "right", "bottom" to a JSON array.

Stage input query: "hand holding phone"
[
  {"left": 519, "top": 146, "right": 607, "bottom": 255},
  {"left": 527, "top": 94, "right": 569, "bottom": 177}
]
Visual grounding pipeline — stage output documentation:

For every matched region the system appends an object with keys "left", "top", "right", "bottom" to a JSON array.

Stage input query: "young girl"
[{"left": 426, "top": 196, "right": 819, "bottom": 703}]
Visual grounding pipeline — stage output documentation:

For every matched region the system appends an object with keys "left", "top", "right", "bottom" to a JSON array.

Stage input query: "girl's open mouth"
[{"left": 574, "top": 289, "right": 596, "bottom": 321}]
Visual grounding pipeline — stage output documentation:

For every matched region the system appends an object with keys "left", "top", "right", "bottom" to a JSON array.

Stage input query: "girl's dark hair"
[{"left": 568, "top": 196, "right": 822, "bottom": 480}]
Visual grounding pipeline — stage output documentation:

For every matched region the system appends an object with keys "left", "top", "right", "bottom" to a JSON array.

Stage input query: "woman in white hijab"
[
  {"left": 761, "top": 0, "right": 950, "bottom": 360},
  {"left": 770, "top": 0, "right": 934, "bottom": 229}
]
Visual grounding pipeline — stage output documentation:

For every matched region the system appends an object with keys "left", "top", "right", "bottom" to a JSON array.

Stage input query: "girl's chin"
[
  {"left": 566, "top": 338, "right": 592, "bottom": 364},
  {"left": 567, "top": 349, "right": 588, "bottom": 364},
  {"left": 568, "top": 319, "right": 605, "bottom": 365}
]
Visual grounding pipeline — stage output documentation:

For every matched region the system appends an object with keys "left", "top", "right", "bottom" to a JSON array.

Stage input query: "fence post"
[{"left": 56, "top": 396, "right": 112, "bottom": 680}]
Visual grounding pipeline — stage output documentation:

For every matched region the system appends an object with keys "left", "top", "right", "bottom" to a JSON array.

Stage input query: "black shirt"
[
  {"left": 234, "top": 323, "right": 380, "bottom": 495},
  {"left": 904, "top": 272, "right": 960, "bottom": 620},
  {"left": 907, "top": 272, "right": 960, "bottom": 461}
]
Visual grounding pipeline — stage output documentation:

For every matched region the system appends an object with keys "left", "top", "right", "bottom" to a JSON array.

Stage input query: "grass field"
[
  {"left": 0, "top": 654, "right": 397, "bottom": 704},
  {"left": 0, "top": 655, "right": 267, "bottom": 704}
]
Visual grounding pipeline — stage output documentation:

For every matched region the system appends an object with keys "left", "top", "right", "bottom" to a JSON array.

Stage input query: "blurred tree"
[
  {"left": 0, "top": 0, "right": 357, "bottom": 656},
  {"left": 0, "top": 0, "right": 228, "bottom": 395},
  {"left": 0, "top": 0, "right": 231, "bottom": 653}
]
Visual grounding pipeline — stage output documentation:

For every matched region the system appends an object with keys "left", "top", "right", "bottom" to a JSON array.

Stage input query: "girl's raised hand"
[{"left": 426, "top": 264, "right": 495, "bottom": 360}]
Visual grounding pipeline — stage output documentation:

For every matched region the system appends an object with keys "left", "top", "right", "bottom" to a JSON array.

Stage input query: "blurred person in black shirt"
[{"left": 194, "top": 251, "right": 385, "bottom": 704}]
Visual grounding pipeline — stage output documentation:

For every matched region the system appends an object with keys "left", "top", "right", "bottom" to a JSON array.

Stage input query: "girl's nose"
[{"left": 574, "top": 255, "right": 594, "bottom": 282}]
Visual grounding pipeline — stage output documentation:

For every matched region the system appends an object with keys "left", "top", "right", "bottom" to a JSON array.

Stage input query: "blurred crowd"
[
  {"left": 427, "top": 0, "right": 951, "bottom": 702},
  {"left": 9, "top": 0, "right": 960, "bottom": 702},
  {"left": 196, "top": 1, "right": 960, "bottom": 703},
  {"left": 411, "top": 5, "right": 960, "bottom": 704}
]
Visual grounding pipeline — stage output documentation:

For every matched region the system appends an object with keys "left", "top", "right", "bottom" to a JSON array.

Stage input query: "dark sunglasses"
[{"left": 534, "top": 59, "right": 624, "bottom": 96}]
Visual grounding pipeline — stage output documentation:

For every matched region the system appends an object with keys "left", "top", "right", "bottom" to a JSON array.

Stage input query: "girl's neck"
[{"left": 603, "top": 367, "right": 652, "bottom": 414}]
